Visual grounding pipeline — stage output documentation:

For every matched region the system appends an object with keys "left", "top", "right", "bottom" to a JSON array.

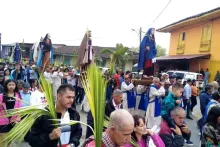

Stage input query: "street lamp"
[{"left": 131, "top": 27, "right": 145, "bottom": 45}]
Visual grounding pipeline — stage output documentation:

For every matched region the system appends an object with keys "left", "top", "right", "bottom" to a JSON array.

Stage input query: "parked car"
[{"left": 166, "top": 70, "right": 204, "bottom": 89}]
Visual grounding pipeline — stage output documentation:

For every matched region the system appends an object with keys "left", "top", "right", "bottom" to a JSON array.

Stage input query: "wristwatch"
[{"left": 70, "top": 144, "right": 75, "bottom": 147}]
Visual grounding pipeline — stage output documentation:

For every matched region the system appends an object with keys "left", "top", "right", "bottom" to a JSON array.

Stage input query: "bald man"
[
  {"left": 121, "top": 74, "right": 136, "bottom": 114},
  {"left": 84, "top": 109, "right": 134, "bottom": 147},
  {"left": 145, "top": 77, "right": 165, "bottom": 128}
]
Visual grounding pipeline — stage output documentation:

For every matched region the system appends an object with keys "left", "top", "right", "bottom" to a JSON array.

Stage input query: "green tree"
[
  {"left": 156, "top": 45, "right": 167, "bottom": 57},
  {"left": 101, "top": 43, "right": 129, "bottom": 74}
]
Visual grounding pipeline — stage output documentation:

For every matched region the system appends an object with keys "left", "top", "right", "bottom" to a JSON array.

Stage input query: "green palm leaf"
[
  {"left": 1, "top": 75, "right": 62, "bottom": 146},
  {"left": 81, "top": 63, "right": 107, "bottom": 147}
]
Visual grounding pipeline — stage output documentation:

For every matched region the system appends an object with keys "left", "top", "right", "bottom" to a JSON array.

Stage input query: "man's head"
[
  {"left": 206, "top": 68, "right": 209, "bottom": 72},
  {"left": 17, "top": 80, "right": 24, "bottom": 90},
  {"left": 124, "top": 75, "right": 131, "bottom": 83},
  {"left": 153, "top": 77, "right": 160, "bottom": 87},
  {"left": 171, "top": 107, "right": 186, "bottom": 126},
  {"left": 212, "top": 81, "right": 219, "bottom": 90},
  {"left": 205, "top": 84, "right": 214, "bottom": 94},
  {"left": 176, "top": 77, "right": 182, "bottom": 84},
  {"left": 172, "top": 83, "right": 183, "bottom": 98},
  {"left": 112, "top": 89, "right": 123, "bottom": 105},
  {"left": 186, "top": 79, "right": 192, "bottom": 85},
  {"left": 57, "top": 84, "right": 75, "bottom": 108},
  {"left": 46, "top": 67, "right": 50, "bottom": 72},
  {"left": 15, "top": 63, "right": 20, "bottom": 70},
  {"left": 212, "top": 88, "right": 220, "bottom": 102},
  {"left": 107, "top": 109, "right": 134, "bottom": 146},
  {"left": 22, "top": 82, "right": 30, "bottom": 94}
]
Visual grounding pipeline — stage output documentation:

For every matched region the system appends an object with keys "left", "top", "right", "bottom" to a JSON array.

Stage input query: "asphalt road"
[{"left": 19, "top": 97, "right": 202, "bottom": 147}]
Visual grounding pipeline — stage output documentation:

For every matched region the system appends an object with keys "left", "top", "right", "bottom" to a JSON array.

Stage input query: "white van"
[{"left": 166, "top": 70, "right": 204, "bottom": 89}]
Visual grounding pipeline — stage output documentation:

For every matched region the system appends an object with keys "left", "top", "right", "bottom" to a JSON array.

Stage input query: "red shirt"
[{"left": 114, "top": 73, "right": 120, "bottom": 88}]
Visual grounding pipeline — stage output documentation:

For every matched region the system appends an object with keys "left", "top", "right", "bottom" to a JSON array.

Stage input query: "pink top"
[
  {"left": 0, "top": 93, "right": 21, "bottom": 125},
  {"left": 124, "top": 134, "right": 165, "bottom": 147}
]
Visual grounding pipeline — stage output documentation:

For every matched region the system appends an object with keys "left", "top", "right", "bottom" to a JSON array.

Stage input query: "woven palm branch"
[{"left": 81, "top": 63, "right": 107, "bottom": 147}]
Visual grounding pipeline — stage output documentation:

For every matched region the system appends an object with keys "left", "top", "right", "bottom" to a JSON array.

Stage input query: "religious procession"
[{"left": 1, "top": 2, "right": 220, "bottom": 147}]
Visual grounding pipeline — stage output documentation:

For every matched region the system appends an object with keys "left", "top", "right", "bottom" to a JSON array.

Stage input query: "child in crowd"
[
  {"left": 161, "top": 83, "right": 183, "bottom": 128},
  {"left": 20, "top": 82, "right": 32, "bottom": 107}
]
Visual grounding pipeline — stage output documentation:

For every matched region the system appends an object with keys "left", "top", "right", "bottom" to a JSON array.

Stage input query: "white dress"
[
  {"left": 121, "top": 81, "right": 135, "bottom": 114},
  {"left": 145, "top": 85, "right": 165, "bottom": 128},
  {"left": 51, "top": 72, "right": 63, "bottom": 99},
  {"left": 135, "top": 85, "right": 147, "bottom": 117}
]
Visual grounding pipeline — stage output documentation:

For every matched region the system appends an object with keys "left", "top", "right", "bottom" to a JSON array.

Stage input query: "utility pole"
[{"left": 139, "top": 27, "right": 142, "bottom": 45}]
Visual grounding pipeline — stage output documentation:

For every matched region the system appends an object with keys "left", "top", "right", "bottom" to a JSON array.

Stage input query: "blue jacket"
[
  {"left": 199, "top": 91, "right": 212, "bottom": 115},
  {"left": 11, "top": 69, "right": 25, "bottom": 81},
  {"left": 161, "top": 92, "right": 179, "bottom": 115}
]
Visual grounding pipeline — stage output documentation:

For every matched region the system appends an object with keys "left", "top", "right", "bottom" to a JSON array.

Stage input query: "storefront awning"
[{"left": 156, "top": 54, "right": 211, "bottom": 61}]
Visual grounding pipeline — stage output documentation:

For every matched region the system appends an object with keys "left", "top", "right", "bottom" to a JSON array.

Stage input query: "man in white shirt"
[
  {"left": 145, "top": 77, "right": 165, "bottom": 128},
  {"left": 121, "top": 74, "right": 135, "bottom": 114},
  {"left": 105, "top": 89, "right": 123, "bottom": 117},
  {"left": 51, "top": 67, "right": 63, "bottom": 99},
  {"left": 44, "top": 68, "right": 53, "bottom": 84},
  {"left": 183, "top": 79, "right": 193, "bottom": 120}
]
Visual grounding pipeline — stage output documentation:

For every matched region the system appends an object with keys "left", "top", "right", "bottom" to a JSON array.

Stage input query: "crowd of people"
[
  {"left": 0, "top": 61, "right": 220, "bottom": 147},
  {"left": 0, "top": 62, "right": 84, "bottom": 147},
  {"left": 84, "top": 69, "right": 220, "bottom": 147}
]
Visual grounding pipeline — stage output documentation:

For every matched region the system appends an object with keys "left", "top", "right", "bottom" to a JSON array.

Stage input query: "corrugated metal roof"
[
  {"left": 156, "top": 54, "right": 211, "bottom": 61},
  {"left": 157, "top": 7, "right": 220, "bottom": 32}
]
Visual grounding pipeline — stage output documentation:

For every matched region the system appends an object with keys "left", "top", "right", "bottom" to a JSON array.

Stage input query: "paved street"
[{"left": 19, "top": 97, "right": 202, "bottom": 147}]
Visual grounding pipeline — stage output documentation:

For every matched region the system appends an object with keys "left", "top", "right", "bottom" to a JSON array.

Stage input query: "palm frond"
[
  {"left": 130, "top": 137, "right": 140, "bottom": 147},
  {"left": 1, "top": 75, "right": 62, "bottom": 146},
  {"left": 1, "top": 106, "right": 52, "bottom": 146},
  {"left": 51, "top": 119, "right": 95, "bottom": 136},
  {"left": 40, "top": 74, "right": 57, "bottom": 119},
  {"left": 115, "top": 47, "right": 129, "bottom": 56},
  {"left": 81, "top": 63, "right": 107, "bottom": 147}
]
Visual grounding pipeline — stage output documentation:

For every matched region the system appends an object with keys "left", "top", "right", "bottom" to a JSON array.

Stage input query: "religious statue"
[
  {"left": 41, "top": 33, "right": 52, "bottom": 69},
  {"left": 77, "top": 30, "right": 94, "bottom": 71},
  {"left": 137, "top": 28, "right": 157, "bottom": 76}
]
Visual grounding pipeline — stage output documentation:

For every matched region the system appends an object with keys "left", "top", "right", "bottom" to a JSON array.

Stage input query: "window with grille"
[
  {"left": 200, "top": 25, "right": 212, "bottom": 52},
  {"left": 177, "top": 32, "right": 186, "bottom": 54}
]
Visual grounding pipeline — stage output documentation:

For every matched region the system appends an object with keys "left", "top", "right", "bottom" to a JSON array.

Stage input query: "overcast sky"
[{"left": 0, "top": 0, "right": 219, "bottom": 51}]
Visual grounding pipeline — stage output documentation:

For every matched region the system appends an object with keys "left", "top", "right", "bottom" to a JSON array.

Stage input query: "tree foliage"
[
  {"left": 101, "top": 43, "right": 129, "bottom": 74},
  {"left": 156, "top": 45, "right": 167, "bottom": 57}
]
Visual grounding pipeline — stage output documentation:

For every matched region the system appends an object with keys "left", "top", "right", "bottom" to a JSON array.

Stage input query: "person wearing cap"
[
  {"left": 183, "top": 79, "right": 193, "bottom": 120},
  {"left": 20, "top": 82, "right": 32, "bottom": 107}
]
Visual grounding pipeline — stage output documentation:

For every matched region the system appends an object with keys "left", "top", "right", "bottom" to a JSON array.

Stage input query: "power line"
[{"left": 147, "top": 0, "right": 172, "bottom": 28}]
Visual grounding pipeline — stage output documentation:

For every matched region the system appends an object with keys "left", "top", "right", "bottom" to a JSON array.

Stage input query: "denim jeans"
[{"left": 183, "top": 99, "right": 191, "bottom": 117}]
